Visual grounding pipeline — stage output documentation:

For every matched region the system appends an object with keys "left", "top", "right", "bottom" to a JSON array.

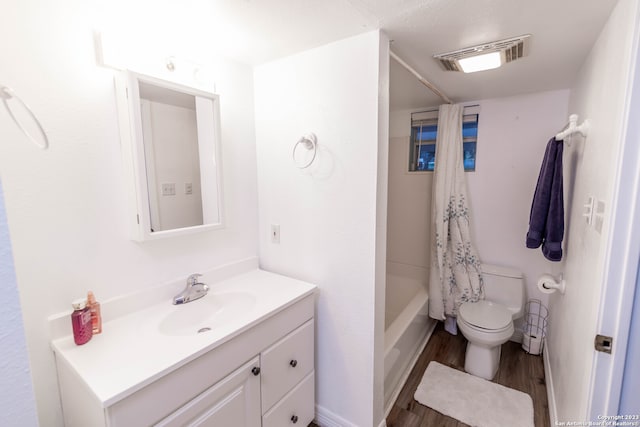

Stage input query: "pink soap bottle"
[{"left": 71, "top": 298, "right": 92, "bottom": 345}]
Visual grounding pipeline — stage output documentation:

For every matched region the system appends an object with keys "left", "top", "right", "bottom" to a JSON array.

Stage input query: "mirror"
[{"left": 115, "top": 71, "right": 224, "bottom": 241}]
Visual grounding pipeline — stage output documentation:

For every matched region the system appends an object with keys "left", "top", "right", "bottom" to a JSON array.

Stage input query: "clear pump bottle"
[{"left": 87, "top": 291, "right": 102, "bottom": 334}]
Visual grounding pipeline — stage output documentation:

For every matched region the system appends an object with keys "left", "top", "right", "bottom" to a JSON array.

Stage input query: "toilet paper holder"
[{"left": 537, "top": 274, "right": 566, "bottom": 294}]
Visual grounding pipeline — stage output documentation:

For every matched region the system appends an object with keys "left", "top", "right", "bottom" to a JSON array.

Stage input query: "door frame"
[{"left": 588, "top": 3, "right": 640, "bottom": 418}]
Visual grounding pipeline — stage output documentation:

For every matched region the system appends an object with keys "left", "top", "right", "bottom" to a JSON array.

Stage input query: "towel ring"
[
  {"left": 292, "top": 133, "right": 317, "bottom": 169},
  {"left": 0, "top": 86, "right": 49, "bottom": 150}
]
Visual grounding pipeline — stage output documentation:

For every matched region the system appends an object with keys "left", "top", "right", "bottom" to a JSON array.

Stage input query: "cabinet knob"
[
  {"left": 291, "top": 415, "right": 298, "bottom": 424},
  {"left": 251, "top": 366, "right": 260, "bottom": 376},
  {"left": 289, "top": 359, "right": 298, "bottom": 368}
]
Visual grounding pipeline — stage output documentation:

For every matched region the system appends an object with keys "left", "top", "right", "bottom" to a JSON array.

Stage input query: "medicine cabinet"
[{"left": 114, "top": 71, "right": 224, "bottom": 241}]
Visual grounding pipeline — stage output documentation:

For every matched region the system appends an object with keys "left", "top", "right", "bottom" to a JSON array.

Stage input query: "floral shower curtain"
[{"left": 428, "top": 104, "right": 484, "bottom": 323}]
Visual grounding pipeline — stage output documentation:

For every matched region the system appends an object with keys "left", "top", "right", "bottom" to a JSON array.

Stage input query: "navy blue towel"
[{"left": 526, "top": 137, "right": 564, "bottom": 261}]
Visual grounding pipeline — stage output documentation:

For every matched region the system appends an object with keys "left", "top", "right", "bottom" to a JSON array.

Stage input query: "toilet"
[{"left": 457, "top": 263, "right": 525, "bottom": 380}]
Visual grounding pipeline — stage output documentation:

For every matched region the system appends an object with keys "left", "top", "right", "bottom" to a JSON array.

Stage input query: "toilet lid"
[{"left": 459, "top": 300, "right": 511, "bottom": 330}]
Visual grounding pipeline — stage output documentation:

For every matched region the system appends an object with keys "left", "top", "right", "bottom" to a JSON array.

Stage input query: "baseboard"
[
  {"left": 314, "top": 405, "right": 358, "bottom": 427},
  {"left": 314, "top": 404, "right": 389, "bottom": 427},
  {"left": 543, "top": 338, "right": 558, "bottom": 425},
  {"left": 383, "top": 318, "right": 437, "bottom": 419}
]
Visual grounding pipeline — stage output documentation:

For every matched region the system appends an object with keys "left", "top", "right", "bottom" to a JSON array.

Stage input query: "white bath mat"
[{"left": 414, "top": 361, "right": 534, "bottom": 427}]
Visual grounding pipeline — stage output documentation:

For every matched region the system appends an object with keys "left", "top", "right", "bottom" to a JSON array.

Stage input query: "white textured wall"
[
  {"left": 388, "top": 90, "right": 570, "bottom": 313},
  {"left": 547, "top": 0, "right": 639, "bottom": 421},
  {"left": 0, "top": 181, "right": 39, "bottom": 427},
  {"left": 0, "top": 1, "right": 258, "bottom": 424},
  {"left": 254, "top": 31, "right": 388, "bottom": 427}
]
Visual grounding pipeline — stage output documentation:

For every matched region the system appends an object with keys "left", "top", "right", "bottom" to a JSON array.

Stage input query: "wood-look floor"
[{"left": 386, "top": 322, "right": 550, "bottom": 427}]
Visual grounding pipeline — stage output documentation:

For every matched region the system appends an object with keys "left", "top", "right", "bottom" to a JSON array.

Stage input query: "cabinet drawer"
[
  {"left": 261, "top": 319, "right": 314, "bottom": 412},
  {"left": 262, "top": 372, "right": 314, "bottom": 427}
]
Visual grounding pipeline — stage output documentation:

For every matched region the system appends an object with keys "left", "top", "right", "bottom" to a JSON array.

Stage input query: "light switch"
[
  {"left": 185, "top": 183, "right": 193, "bottom": 195},
  {"left": 271, "top": 224, "right": 280, "bottom": 244},
  {"left": 162, "top": 183, "right": 176, "bottom": 196},
  {"left": 583, "top": 196, "right": 594, "bottom": 225}
]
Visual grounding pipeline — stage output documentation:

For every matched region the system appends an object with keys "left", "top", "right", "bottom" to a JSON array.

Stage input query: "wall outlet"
[
  {"left": 271, "top": 224, "right": 280, "bottom": 244},
  {"left": 595, "top": 200, "right": 606, "bottom": 234},
  {"left": 185, "top": 183, "right": 193, "bottom": 195},
  {"left": 162, "top": 183, "right": 176, "bottom": 196}
]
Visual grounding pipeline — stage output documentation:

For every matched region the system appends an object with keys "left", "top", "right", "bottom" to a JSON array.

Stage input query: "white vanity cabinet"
[
  {"left": 52, "top": 270, "right": 316, "bottom": 427},
  {"left": 153, "top": 319, "right": 315, "bottom": 427}
]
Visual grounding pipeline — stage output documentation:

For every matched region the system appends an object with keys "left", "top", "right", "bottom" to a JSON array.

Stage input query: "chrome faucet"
[{"left": 173, "top": 273, "right": 209, "bottom": 305}]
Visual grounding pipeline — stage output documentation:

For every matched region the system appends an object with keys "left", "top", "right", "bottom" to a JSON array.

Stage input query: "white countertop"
[{"left": 51, "top": 269, "right": 316, "bottom": 407}]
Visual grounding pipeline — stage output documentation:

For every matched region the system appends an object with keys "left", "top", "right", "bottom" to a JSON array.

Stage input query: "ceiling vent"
[{"left": 433, "top": 34, "right": 531, "bottom": 73}]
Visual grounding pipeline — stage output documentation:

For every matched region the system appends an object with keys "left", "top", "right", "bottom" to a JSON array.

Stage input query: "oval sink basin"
[{"left": 158, "top": 292, "right": 257, "bottom": 336}]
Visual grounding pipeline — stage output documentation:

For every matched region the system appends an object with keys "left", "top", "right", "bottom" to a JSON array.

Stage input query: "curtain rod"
[
  {"left": 411, "top": 104, "right": 480, "bottom": 115},
  {"left": 390, "top": 50, "right": 453, "bottom": 105}
]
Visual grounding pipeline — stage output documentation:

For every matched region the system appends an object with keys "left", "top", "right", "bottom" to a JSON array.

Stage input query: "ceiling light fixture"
[
  {"left": 458, "top": 51, "right": 502, "bottom": 73},
  {"left": 434, "top": 34, "right": 531, "bottom": 73}
]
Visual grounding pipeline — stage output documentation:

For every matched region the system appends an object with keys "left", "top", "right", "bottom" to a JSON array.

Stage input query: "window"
[{"left": 409, "top": 108, "right": 479, "bottom": 172}]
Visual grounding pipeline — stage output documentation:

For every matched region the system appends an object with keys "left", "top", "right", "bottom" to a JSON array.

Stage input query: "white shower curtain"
[{"left": 429, "top": 104, "right": 483, "bottom": 322}]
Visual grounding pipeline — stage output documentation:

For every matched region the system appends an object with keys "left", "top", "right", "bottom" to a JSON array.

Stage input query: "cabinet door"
[{"left": 155, "top": 357, "right": 261, "bottom": 427}]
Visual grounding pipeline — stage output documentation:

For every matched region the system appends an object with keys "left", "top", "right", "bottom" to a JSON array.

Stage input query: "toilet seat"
[
  {"left": 459, "top": 300, "right": 512, "bottom": 332},
  {"left": 459, "top": 317, "right": 512, "bottom": 335}
]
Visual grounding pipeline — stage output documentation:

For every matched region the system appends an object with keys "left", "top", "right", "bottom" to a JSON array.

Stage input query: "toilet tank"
[{"left": 481, "top": 263, "right": 525, "bottom": 319}]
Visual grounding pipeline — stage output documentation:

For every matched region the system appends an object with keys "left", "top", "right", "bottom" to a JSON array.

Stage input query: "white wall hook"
[{"left": 556, "top": 113, "right": 590, "bottom": 145}]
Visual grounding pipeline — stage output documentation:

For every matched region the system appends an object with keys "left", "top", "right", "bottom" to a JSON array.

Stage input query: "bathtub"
[{"left": 384, "top": 262, "right": 436, "bottom": 415}]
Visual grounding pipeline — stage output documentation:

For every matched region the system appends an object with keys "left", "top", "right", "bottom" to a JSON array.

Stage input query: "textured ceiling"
[
  {"left": 126, "top": 0, "right": 619, "bottom": 110},
  {"left": 380, "top": 0, "right": 619, "bottom": 109}
]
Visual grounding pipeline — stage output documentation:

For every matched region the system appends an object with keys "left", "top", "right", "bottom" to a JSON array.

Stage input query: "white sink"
[{"left": 158, "top": 292, "right": 257, "bottom": 336}]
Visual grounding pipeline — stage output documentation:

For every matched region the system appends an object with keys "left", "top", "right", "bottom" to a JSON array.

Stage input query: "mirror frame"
[{"left": 114, "top": 71, "right": 225, "bottom": 241}]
